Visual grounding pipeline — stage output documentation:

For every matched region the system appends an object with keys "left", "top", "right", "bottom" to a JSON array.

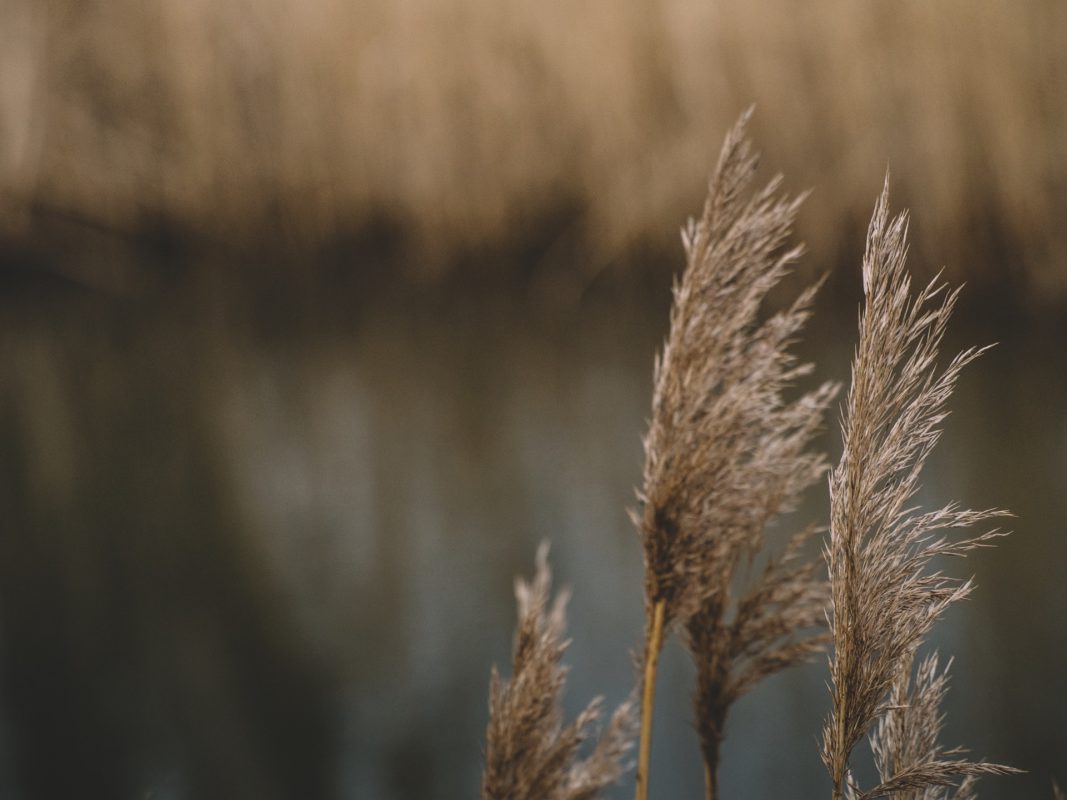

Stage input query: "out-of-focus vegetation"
[
  {"left": 1, "top": 0, "right": 1065, "bottom": 302},
  {"left": 1, "top": 5, "right": 1064, "bottom": 799}
]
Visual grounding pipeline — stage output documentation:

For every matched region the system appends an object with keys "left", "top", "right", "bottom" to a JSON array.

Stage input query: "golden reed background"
[{"left": 1, "top": 0, "right": 1064, "bottom": 300}]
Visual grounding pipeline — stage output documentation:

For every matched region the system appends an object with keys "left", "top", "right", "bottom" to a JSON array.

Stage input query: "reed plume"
[
  {"left": 687, "top": 522, "right": 830, "bottom": 800},
  {"left": 866, "top": 652, "right": 1019, "bottom": 800},
  {"left": 822, "top": 180, "right": 1014, "bottom": 800},
  {"left": 634, "top": 109, "right": 837, "bottom": 800},
  {"left": 481, "top": 543, "right": 635, "bottom": 800}
]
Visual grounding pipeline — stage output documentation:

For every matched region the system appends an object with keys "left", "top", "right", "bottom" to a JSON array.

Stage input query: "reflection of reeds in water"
[
  {"left": 0, "top": 320, "right": 339, "bottom": 799},
  {"left": 482, "top": 115, "right": 1019, "bottom": 799},
  {"left": 2, "top": 1, "right": 1066, "bottom": 299}
]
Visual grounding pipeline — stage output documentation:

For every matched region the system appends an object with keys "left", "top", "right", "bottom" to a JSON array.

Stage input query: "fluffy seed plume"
[
  {"left": 822, "top": 179, "right": 1013, "bottom": 799},
  {"left": 863, "top": 654, "right": 1019, "bottom": 800},
  {"left": 688, "top": 523, "right": 830, "bottom": 799},
  {"left": 481, "top": 543, "right": 635, "bottom": 800},
  {"left": 633, "top": 108, "right": 838, "bottom": 800}
]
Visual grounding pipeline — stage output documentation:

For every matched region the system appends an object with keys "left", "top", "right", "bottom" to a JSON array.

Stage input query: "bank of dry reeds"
[{"left": 3, "top": 1, "right": 1066, "bottom": 300}]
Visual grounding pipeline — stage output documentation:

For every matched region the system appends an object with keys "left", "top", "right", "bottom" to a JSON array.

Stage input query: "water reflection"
[{"left": 1, "top": 290, "right": 1064, "bottom": 798}]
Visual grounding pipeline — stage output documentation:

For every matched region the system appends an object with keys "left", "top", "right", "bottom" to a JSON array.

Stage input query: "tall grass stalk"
[
  {"left": 634, "top": 110, "right": 835, "bottom": 800},
  {"left": 822, "top": 180, "right": 1017, "bottom": 800}
]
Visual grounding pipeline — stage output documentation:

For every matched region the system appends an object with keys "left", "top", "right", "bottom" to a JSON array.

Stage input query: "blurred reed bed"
[{"left": 1, "top": 0, "right": 1065, "bottom": 301}]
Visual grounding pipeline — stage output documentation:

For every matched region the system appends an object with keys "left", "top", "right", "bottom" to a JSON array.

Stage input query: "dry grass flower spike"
[
  {"left": 481, "top": 543, "right": 635, "bottom": 800},
  {"left": 822, "top": 179, "right": 1017, "bottom": 800},
  {"left": 634, "top": 109, "right": 837, "bottom": 800}
]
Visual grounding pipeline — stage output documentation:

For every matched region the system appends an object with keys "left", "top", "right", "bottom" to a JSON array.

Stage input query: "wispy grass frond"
[
  {"left": 687, "top": 521, "right": 830, "bottom": 798},
  {"left": 822, "top": 179, "right": 1012, "bottom": 799},
  {"left": 634, "top": 109, "right": 838, "bottom": 800},
  {"left": 863, "top": 653, "right": 1019, "bottom": 800},
  {"left": 482, "top": 544, "right": 635, "bottom": 800}
]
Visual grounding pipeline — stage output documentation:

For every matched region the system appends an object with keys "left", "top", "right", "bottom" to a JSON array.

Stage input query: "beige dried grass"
[
  {"left": 822, "top": 180, "right": 1016, "bottom": 799},
  {"left": 864, "top": 653, "right": 1016, "bottom": 800},
  {"left": 4, "top": 1, "right": 1066, "bottom": 299},
  {"left": 481, "top": 543, "right": 635, "bottom": 800},
  {"left": 481, "top": 118, "right": 1027, "bottom": 800},
  {"left": 634, "top": 110, "right": 836, "bottom": 800}
]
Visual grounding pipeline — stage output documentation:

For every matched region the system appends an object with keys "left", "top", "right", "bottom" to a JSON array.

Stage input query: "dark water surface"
[{"left": 1, "top": 286, "right": 1064, "bottom": 799}]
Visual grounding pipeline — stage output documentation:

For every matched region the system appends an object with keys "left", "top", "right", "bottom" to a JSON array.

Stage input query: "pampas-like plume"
[
  {"left": 865, "top": 654, "right": 1018, "bottom": 800},
  {"left": 482, "top": 543, "right": 635, "bottom": 800},
  {"left": 822, "top": 180, "right": 1013, "bottom": 800},
  {"left": 687, "top": 523, "right": 830, "bottom": 800},
  {"left": 634, "top": 109, "right": 837, "bottom": 800}
]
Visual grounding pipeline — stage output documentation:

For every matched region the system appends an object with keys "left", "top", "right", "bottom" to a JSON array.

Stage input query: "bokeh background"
[{"left": 1, "top": 1, "right": 1065, "bottom": 798}]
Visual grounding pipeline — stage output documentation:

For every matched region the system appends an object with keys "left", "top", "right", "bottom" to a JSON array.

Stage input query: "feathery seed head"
[
  {"left": 635, "top": 110, "right": 839, "bottom": 790},
  {"left": 482, "top": 543, "right": 635, "bottom": 800},
  {"left": 822, "top": 179, "right": 1015, "bottom": 798}
]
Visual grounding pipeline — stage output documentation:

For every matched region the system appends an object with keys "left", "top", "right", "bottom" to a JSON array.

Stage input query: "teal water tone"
[{"left": 1, "top": 287, "right": 1064, "bottom": 799}]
